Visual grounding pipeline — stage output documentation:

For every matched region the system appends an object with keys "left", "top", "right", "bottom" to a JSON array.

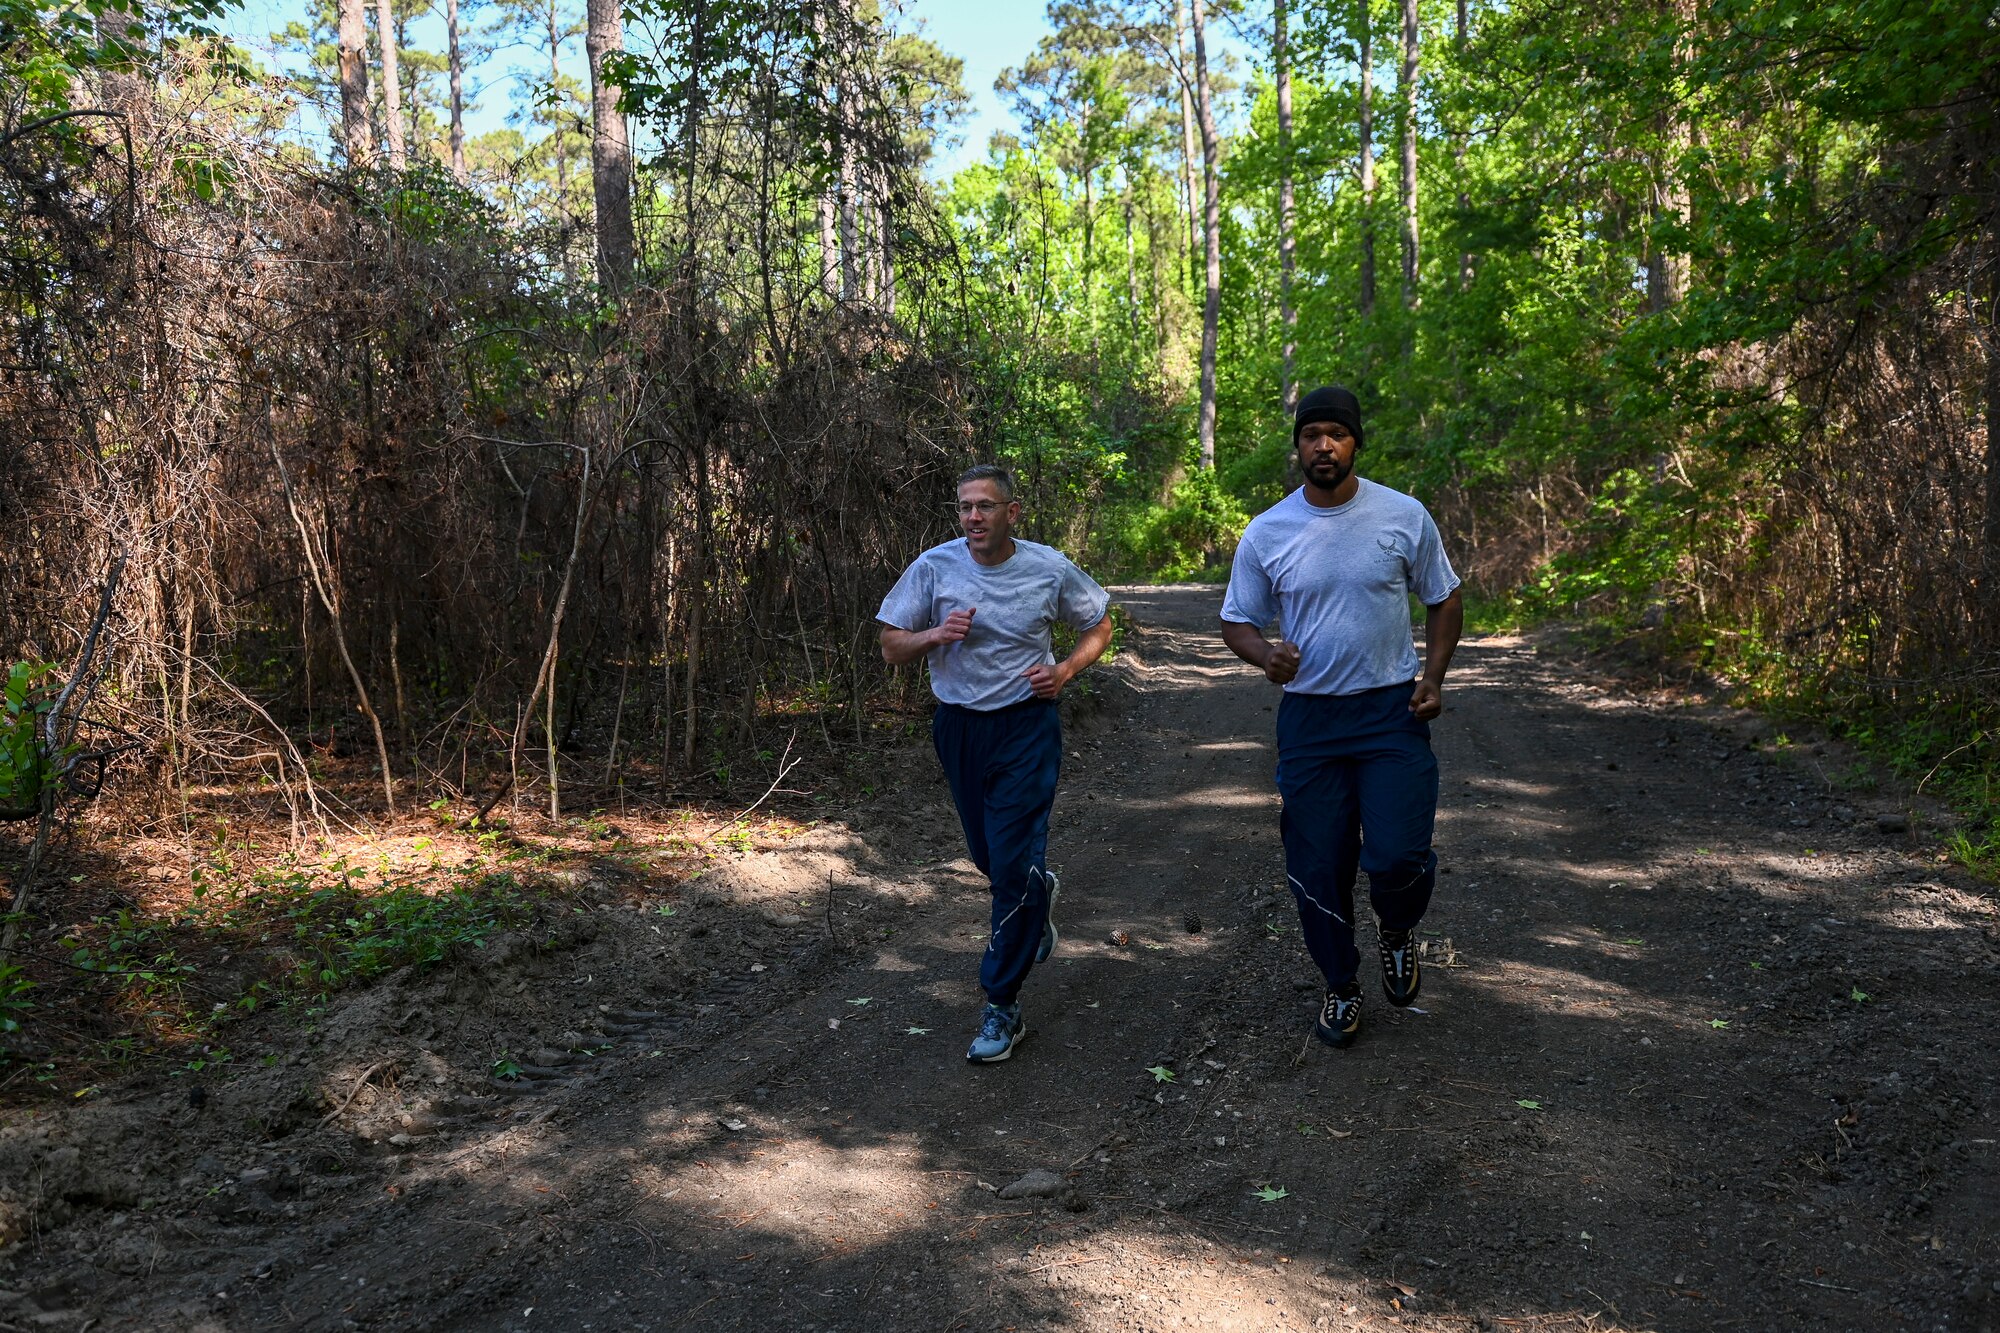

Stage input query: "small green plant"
[
  {"left": 0, "top": 959, "right": 35, "bottom": 1046},
  {"left": 181, "top": 1047, "right": 231, "bottom": 1074},
  {"left": 195, "top": 863, "right": 533, "bottom": 1000},
  {"left": 0, "top": 661, "right": 57, "bottom": 818},
  {"left": 1253, "top": 1185, "right": 1290, "bottom": 1203},
  {"left": 61, "top": 911, "right": 197, "bottom": 1003},
  {"left": 491, "top": 1053, "right": 523, "bottom": 1079},
  {"left": 1147, "top": 1064, "right": 1176, "bottom": 1083}
]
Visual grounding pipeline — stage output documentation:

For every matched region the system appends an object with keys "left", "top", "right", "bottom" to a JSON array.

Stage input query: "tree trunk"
[
  {"left": 585, "top": 0, "right": 636, "bottom": 289},
  {"left": 1398, "top": 0, "right": 1420, "bottom": 310},
  {"left": 447, "top": 0, "right": 466, "bottom": 180},
  {"left": 681, "top": 0, "right": 707, "bottom": 264},
  {"left": 1082, "top": 168, "right": 1095, "bottom": 317},
  {"left": 813, "top": 4, "right": 840, "bottom": 301},
  {"left": 93, "top": 0, "right": 149, "bottom": 114},
  {"left": 1646, "top": 150, "right": 1691, "bottom": 312},
  {"left": 1276, "top": 0, "right": 1297, "bottom": 418},
  {"left": 1646, "top": 0, "right": 1693, "bottom": 311},
  {"left": 1175, "top": 3, "right": 1200, "bottom": 298},
  {"left": 818, "top": 189, "right": 839, "bottom": 300},
  {"left": 1358, "top": 0, "right": 1376, "bottom": 318},
  {"left": 838, "top": 95, "right": 859, "bottom": 301},
  {"left": 337, "top": 0, "right": 372, "bottom": 167},
  {"left": 1455, "top": 0, "right": 1472, "bottom": 290},
  {"left": 1191, "top": 0, "right": 1222, "bottom": 471},
  {"left": 375, "top": 0, "right": 405, "bottom": 168},
  {"left": 548, "top": 0, "right": 571, "bottom": 207},
  {"left": 1123, "top": 190, "right": 1142, "bottom": 333},
  {"left": 1985, "top": 260, "right": 2000, "bottom": 606},
  {"left": 877, "top": 188, "right": 896, "bottom": 315}
]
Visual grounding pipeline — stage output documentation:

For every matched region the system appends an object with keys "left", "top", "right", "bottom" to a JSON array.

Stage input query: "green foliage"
[
  {"left": 1521, "top": 469, "right": 1692, "bottom": 618},
  {"left": 0, "top": 960, "right": 34, "bottom": 1048},
  {"left": 1, "top": 0, "right": 236, "bottom": 124},
  {"left": 1120, "top": 469, "right": 1249, "bottom": 582},
  {"left": 193, "top": 859, "right": 534, "bottom": 998},
  {"left": 0, "top": 662, "right": 55, "bottom": 817},
  {"left": 60, "top": 910, "right": 197, "bottom": 1003}
]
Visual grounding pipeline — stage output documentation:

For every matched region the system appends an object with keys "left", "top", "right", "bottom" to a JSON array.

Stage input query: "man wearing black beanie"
[{"left": 1219, "top": 385, "right": 1464, "bottom": 1049}]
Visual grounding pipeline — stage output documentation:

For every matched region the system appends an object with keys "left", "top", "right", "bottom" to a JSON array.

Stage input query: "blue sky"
[
  {"left": 223, "top": 0, "right": 1246, "bottom": 173},
  {"left": 906, "top": 0, "right": 1053, "bottom": 175}
]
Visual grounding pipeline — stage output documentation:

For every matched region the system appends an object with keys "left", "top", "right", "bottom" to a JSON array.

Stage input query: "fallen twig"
[{"left": 318, "top": 1059, "right": 395, "bottom": 1129}]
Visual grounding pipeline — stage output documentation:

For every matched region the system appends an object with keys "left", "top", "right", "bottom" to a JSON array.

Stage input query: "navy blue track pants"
[
  {"left": 932, "top": 697, "right": 1062, "bottom": 1005},
  {"left": 1275, "top": 683, "right": 1439, "bottom": 990}
]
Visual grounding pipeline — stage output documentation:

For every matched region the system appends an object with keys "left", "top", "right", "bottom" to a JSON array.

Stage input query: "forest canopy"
[{"left": 0, "top": 0, "right": 1995, "bottom": 854}]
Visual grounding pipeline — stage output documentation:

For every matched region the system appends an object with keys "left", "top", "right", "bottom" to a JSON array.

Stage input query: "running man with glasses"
[
  {"left": 878, "top": 464, "right": 1113, "bottom": 1063},
  {"left": 1221, "top": 386, "right": 1463, "bottom": 1050}
]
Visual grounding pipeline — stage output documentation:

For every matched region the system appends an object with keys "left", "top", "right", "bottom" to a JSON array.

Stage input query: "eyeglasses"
[{"left": 953, "top": 501, "right": 1008, "bottom": 518}]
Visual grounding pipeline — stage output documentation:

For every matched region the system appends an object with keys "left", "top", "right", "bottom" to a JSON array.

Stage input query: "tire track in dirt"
[{"left": 19, "top": 586, "right": 1999, "bottom": 1332}]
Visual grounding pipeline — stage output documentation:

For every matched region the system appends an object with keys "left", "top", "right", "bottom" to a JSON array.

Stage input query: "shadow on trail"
[{"left": 66, "top": 587, "right": 1996, "bottom": 1333}]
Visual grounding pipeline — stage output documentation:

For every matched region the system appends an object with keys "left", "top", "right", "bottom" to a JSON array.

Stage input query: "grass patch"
[{"left": 189, "top": 856, "right": 537, "bottom": 1001}]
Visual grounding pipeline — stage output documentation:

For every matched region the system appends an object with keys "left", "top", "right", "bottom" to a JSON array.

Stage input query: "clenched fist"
[
  {"left": 1265, "top": 640, "right": 1301, "bottom": 685},
  {"left": 932, "top": 607, "right": 976, "bottom": 648}
]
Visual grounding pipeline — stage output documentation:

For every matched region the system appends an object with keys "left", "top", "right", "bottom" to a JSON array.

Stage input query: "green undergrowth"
[
  {"left": 185, "top": 856, "right": 538, "bottom": 999},
  {"left": 1815, "top": 704, "right": 1997, "bottom": 876},
  {"left": 1521, "top": 601, "right": 1998, "bottom": 879},
  {"left": 2, "top": 851, "right": 563, "bottom": 1077}
]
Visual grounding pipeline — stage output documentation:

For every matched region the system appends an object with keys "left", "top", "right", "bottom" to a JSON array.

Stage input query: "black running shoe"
[
  {"left": 1315, "top": 986, "right": 1362, "bottom": 1048},
  {"left": 1379, "top": 927, "right": 1422, "bottom": 1007}
]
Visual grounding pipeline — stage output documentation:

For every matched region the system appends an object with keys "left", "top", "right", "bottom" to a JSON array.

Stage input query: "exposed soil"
[{"left": 3, "top": 585, "right": 1997, "bottom": 1332}]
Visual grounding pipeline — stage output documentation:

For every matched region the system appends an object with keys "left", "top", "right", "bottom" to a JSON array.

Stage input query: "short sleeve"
[
  {"left": 876, "top": 557, "right": 935, "bottom": 631},
  {"left": 1056, "top": 557, "right": 1110, "bottom": 630},
  {"left": 1220, "top": 525, "right": 1278, "bottom": 627},
  {"left": 1408, "top": 508, "right": 1462, "bottom": 606}
]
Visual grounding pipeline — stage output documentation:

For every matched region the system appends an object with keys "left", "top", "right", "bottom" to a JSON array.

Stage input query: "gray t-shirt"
[
  {"left": 1221, "top": 478, "right": 1461, "bottom": 697},
  {"left": 877, "top": 538, "right": 1111, "bottom": 711}
]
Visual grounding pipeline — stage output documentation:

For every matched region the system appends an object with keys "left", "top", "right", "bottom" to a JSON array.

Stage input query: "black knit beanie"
[{"left": 1293, "top": 384, "right": 1364, "bottom": 449}]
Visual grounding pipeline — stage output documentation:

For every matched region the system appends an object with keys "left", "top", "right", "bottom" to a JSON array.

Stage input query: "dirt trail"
[{"left": 5, "top": 585, "right": 1998, "bottom": 1332}]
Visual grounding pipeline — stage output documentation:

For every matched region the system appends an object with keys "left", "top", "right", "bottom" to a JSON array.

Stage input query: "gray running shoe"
[{"left": 967, "top": 1002, "right": 1026, "bottom": 1063}]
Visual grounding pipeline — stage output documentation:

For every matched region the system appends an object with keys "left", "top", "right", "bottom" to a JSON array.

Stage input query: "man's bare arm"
[
  {"left": 880, "top": 607, "right": 975, "bottom": 666},
  {"left": 1221, "top": 620, "right": 1300, "bottom": 685},
  {"left": 1409, "top": 588, "right": 1464, "bottom": 719},
  {"left": 1023, "top": 613, "right": 1114, "bottom": 699}
]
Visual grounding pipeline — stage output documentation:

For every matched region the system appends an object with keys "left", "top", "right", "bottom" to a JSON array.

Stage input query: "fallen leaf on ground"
[
  {"left": 1709, "top": 1019, "right": 1730, "bottom": 1029},
  {"left": 1254, "top": 1185, "right": 1290, "bottom": 1203},
  {"left": 1516, "top": 1099, "right": 1542, "bottom": 1110},
  {"left": 846, "top": 997, "right": 873, "bottom": 1006},
  {"left": 1147, "top": 1065, "right": 1176, "bottom": 1083},
  {"left": 903, "top": 1026, "right": 930, "bottom": 1035}
]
